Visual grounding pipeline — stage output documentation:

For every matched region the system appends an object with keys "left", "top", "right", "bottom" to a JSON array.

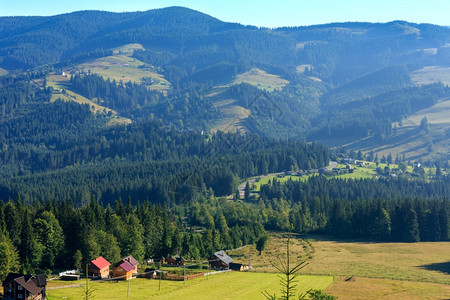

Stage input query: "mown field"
[
  {"left": 233, "top": 68, "right": 289, "bottom": 91},
  {"left": 229, "top": 233, "right": 450, "bottom": 299},
  {"left": 46, "top": 272, "right": 332, "bottom": 300}
]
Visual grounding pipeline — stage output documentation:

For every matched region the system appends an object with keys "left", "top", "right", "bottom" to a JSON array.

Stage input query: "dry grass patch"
[
  {"left": 303, "top": 236, "right": 450, "bottom": 285},
  {"left": 327, "top": 276, "right": 450, "bottom": 300},
  {"left": 233, "top": 68, "right": 289, "bottom": 91}
]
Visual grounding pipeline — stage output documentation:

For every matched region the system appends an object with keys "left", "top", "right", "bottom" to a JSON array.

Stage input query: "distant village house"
[
  {"left": 2, "top": 273, "right": 46, "bottom": 300},
  {"left": 88, "top": 256, "right": 111, "bottom": 278}
]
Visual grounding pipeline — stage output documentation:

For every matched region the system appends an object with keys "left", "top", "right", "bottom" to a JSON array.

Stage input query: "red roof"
[
  {"left": 119, "top": 261, "right": 134, "bottom": 272},
  {"left": 91, "top": 256, "right": 111, "bottom": 270}
]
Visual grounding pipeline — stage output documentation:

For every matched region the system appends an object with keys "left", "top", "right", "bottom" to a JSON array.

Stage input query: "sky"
[{"left": 0, "top": 0, "right": 449, "bottom": 27}]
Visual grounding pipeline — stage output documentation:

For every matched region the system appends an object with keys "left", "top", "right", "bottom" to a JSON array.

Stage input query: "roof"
[
  {"left": 212, "top": 251, "right": 233, "bottom": 265},
  {"left": 124, "top": 255, "right": 139, "bottom": 267},
  {"left": 119, "top": 261, "right": 134, "bottom": 272},
  {"left": 35, "top": 274, "right": 47, "bottom": 287},
  {"left": 15, "top": 276, "right": 43, "bottom": 295},
  {"left": 90, "top": 256, "right": 111, "bottom": 270},
  {"left": 168, "top": 256, "right": 186, "bottom": 262}
]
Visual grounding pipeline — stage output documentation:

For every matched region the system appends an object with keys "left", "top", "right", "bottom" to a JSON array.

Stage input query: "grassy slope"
[
  {"left": 339, "top": 97, "right": 450, "bottom": 162},
  {"left": 233, "top": 68, "right": 289, "bottom": 92},
  {"left": 249, "top": 161, "right": 437, "bottom": 192},
  {"left": 339, "top": 68, "right": 450, "bottom": 162},
  {"left": 411, "top": 66, "right": 450, "bottom": 86},
  {"left": 209, "top": 69, "right": 289, "bottom": 133},
  {"left": 46, "top": 272, "right": 332, "bottom": 300},
  {"left": 208, "top": 87, "right": 250, "bottom": 133}
]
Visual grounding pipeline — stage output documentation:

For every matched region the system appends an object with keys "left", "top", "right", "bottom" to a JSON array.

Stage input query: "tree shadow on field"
[{"left": 418, "top": 261, "right": 450, "bottom": 275}]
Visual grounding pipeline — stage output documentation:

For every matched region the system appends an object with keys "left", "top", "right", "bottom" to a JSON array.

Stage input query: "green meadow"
[{"left": 46, "top": 272, "right": 332, "bottom": 300}]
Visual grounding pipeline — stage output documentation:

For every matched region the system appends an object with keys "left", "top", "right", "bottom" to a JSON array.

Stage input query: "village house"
[
  {"left": 166, "top": 256, "right": 186, "bottom": 266},
  {"left": 88, "top": 256, "right": 111, "bottom": 278},
  {"left": 112, "top": 255, "right": 140, "bottom": 279},
  {"left": 112, "top": 260, "right": 134, "bottom": 280},
  {"left": 208, "top": 251, "right": 233, "bottom": 270},
  {"left": 2, "top": 273, "right": 46, "bottom": 300},
  {"left": 122, "top": 255, "right": 139, "bottom": 273}
]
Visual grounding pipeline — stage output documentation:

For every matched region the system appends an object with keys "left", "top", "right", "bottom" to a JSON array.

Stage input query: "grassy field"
[
  {"left": 229, "top": 233, "right": 450, "bottom": 299},
  {"left": 233, "top": 68, "right": 289, "bottom": 91},
  {"left": 411, "top": 66, "right": 450, "bottom": 86},
  {"left": 73, "top": 54, "right": 170, "bottom": 91},
  {"left": 208, "top": 87, "right": 251, "bottom": 133},
  {"left": 46, "top": 272, "right": 332, "bottom": 300},
  {"left": 230, "top": 233, "right": 450, "bottom": 285},
  {"left": 328, "top": 276, "right": 450, "bottom": 299},
  {"left": 0, "top": 67, "right": 8, "bottom": 76}
]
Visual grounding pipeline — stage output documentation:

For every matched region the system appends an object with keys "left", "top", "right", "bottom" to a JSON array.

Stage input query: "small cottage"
[
  {"left": 88, "top": 256, "right": 111, "bottom": 278},
  {"left": 208, "top": 251, "right": 233, "bottom": 270},
  {"left": 166, "top": 256, "right": 186, "bottom": 266},
  {"left": 2, "top": 273, "right": 46, "bottom": 300},
  {"left": 112, "top": 261, "right": 134, "bottom": 280},
  {"left": 122, "top": 255, "right": 139, "bottom": 273}
]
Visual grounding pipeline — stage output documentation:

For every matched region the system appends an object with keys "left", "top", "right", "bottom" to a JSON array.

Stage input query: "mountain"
[{"left": 1, "top": 6, "right": 450, "bottom": 170}]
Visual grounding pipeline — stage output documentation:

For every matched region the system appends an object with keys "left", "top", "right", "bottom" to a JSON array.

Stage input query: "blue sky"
[{"left": 0, "top": 0, "right": 449, "bottom": 27}]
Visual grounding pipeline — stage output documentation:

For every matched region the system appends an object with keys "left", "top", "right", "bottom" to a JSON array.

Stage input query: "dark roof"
[
  {"left": 123, "top": 255, "right": 139, "bottom": 267},
  {"left": 119, "top": 261, "right": 134, "bottom": 272},
  {"left": 3, "top": 273, "right": 45, "bottom": 295},
  {"left": 90, "top": 256, "right": 111, "bottom": 269},
  {"left": 144, "top": 268, "right": 156, "bottom": 272},
  {"left": 35, "top": 274, "right": 47, "bottom": 287},
  {"left": 212, "top": 251, "right": 233, "bottom": 265},
  {"left": 15, "top": 276, "right": 43, "bottom": 295},
  {"left": 169, "top": 256, "right": 186, "bottom": 262},
  {"left": 3, "top": 273, "right": 23, "bottom": 286}
]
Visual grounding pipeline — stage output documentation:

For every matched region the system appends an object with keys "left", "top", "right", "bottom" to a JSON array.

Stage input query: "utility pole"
[
  {"left": 127, "top": 278, "right": 130, "bottom": 297},
  {"left": 158, "top": 270, "right": 162, "bottom": 291}
]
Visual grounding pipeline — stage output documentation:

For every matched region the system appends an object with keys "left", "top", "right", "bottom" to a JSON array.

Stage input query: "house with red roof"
[
  {"left": 88, "top": 256, "right": 111, "bottom": 278},
  {"left": 2, "top": 273, "right": 46, "bottom": 300}
]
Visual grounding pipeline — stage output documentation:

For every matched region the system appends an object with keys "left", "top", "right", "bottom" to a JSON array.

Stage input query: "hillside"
[{"left": 0, "top": 7, "right": 449, "bottom": 200}]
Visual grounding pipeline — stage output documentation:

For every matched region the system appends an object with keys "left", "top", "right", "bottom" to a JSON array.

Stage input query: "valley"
[{"left": 0, "top": 6, "right": 449, "bottom": 300}]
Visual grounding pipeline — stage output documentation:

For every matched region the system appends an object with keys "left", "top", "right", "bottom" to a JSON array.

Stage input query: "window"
[
  {"left": 18, "top": 285, "right": 23, "bottom": 290},
  {"left": 18, "top": 294, "right": 23, "bottom": 299}
]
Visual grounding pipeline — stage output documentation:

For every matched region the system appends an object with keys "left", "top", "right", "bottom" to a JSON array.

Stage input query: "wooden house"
[
  {"left": 88, "top": 256, "right": 111, "bottom": 278},
  {"left": 2, "top": 273, "right": 46, "bottom": 300},
  {"left": 112, "top": 261, "right": 134, "bottom": 280},
  {"left": 208, "top": 251, "right": 233, "bottom": 270},
  {"left": 166, "top": 256, "right": 186, "bottom": 266},
  {"left": 122, "top": 255, "right": 139, "bottom": 273}
]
